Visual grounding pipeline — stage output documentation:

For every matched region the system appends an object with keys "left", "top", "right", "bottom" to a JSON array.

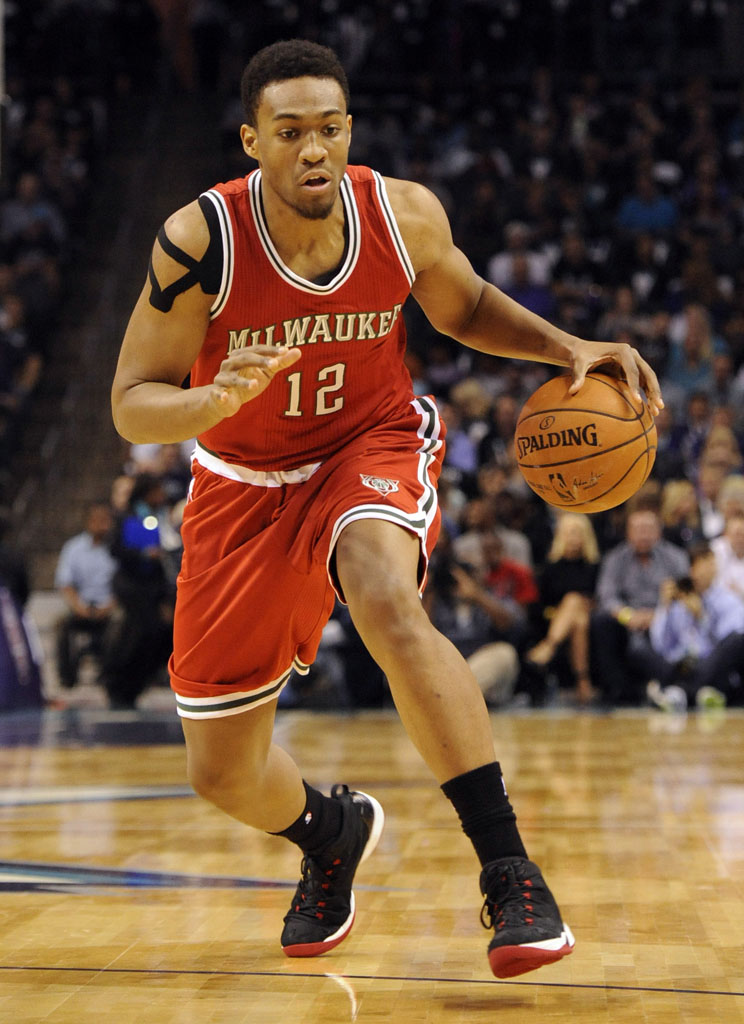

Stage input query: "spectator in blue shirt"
[
  {"left": 54, "top": 501, "right": 117, "bottom": 688},
  {"left": 616, "top": 169, "right": 678, "bottom": 236},
  {"left": 648, "top": 542, "right": 744, "bottom": 708}
]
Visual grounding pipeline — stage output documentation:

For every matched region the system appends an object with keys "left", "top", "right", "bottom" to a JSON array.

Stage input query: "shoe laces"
[
  {"left": 289, "top": 854, "right": 343, "bottom": 922},
  {"left": 480, "top": 862, "right": 543, "bottom": 932}
]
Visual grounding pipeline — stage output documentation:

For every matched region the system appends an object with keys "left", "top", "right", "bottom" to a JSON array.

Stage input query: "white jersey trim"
[
  {"left": 371, "top": 171, "right": 415, "bottom": 287},
  {"left": 325, "top": 395, "right": 443, "bottom": 602},
  {"left": 200, "top": 188, "right": 234, "bottom": 319},
  {"left": 192, "top": 442, "right": 321, "bottom": 487},
  {"left": 173, "top": 658, "right": 309, "bottom": 719},
  {"left": 249, "top": 170, "right": 361, "bottom": 294}
]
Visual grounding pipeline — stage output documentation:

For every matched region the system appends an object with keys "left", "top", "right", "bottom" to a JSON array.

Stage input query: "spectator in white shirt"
[{"left": 711, "top": 512, "right": 744, "bottom": 599}]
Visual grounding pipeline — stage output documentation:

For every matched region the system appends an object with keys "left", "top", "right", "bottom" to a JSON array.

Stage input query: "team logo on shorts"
[{"left": 360, "top": 474, "right": 400, "bottom": 496}]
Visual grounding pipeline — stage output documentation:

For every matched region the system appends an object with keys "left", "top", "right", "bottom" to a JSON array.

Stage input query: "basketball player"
[{"left": 111, "top": 40, "right": 662, "bottom": 978}]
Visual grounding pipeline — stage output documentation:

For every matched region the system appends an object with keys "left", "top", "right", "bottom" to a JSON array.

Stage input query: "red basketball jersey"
[{"left": 192, "top": 165, "right": 417, "bottom": 472}]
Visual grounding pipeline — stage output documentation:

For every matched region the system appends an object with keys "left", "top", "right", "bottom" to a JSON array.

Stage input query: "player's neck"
[{"left": 261, "top": 189, "right": 347, "bottom": 280}]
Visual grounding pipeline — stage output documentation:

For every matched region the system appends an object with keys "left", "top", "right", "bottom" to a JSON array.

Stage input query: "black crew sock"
[
  {"left": 441, "top": 761, "right": 528, "bottom": 867},
  {"left": 270, "top": 781, "right": 344, "bottom": 857}
]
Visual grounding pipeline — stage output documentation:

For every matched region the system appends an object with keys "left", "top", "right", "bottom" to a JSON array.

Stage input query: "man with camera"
[{"left": 647, "top": 542, "right": 744, "bottom": 710}]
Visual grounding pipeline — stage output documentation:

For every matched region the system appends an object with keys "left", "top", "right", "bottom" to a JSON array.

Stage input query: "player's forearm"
[
  {"left": 111, "top": 380, "right": 224, "bottom": 444},
  {"left": 453, "top": 281, "right": 579, "bottom": 365}
]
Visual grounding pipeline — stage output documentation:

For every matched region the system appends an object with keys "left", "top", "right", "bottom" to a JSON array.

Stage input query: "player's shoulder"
[
  {"left": 162, "top": 199, "right": 210, "bottom": 256},
  {"left": 345, "top": 165, "right": 444, "bottom": 223},
  {"left": 378, "top": 174, "right": 452, "bottom": 263},
  {"left": 382, "top": 175, "right": 445, "bottom": 219}
]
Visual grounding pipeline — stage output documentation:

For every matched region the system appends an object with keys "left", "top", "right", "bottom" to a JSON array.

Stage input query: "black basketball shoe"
[
  {"left": 480, "top": 857, "right": 575, "bottom": 978},
  {"left": 281, "top": 784, "right": 384, "bottom": 957}
]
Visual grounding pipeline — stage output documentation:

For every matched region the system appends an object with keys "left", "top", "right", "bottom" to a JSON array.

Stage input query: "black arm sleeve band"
[{"left": 147, "top": 194, "right": 224, "bottom": 312}]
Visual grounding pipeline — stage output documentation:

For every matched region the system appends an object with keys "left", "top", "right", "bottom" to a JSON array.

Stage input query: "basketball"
[{"left": 514, "top": 372, "right": 657, "bottom": 513}]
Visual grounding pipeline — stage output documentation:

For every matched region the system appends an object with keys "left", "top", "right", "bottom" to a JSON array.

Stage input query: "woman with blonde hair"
[
  {"left": 660, "top": 478, "right": 704, "bottom": 549},
  {"left": 700, "top": 424, "right": 743, "bottom": 476},
  {"left": 716, "top": 473, "right": 744, "bottom": 524},
  {"left": 526, "top": 513, "right": 599, "bottom": 704}
]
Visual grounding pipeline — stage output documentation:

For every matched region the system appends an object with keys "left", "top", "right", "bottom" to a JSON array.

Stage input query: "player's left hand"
[{"left": 567, "top": 339, "right": 663, "bottom": 416}]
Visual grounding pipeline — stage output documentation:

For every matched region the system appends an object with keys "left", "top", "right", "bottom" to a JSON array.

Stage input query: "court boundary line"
[{"left": 0, "top": 964, "right": 741, "bottom": 998}]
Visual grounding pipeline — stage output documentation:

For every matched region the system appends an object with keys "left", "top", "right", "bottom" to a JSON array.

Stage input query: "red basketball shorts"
[{"left": 170, "top": 397, "right": 445, "bottom": 718}]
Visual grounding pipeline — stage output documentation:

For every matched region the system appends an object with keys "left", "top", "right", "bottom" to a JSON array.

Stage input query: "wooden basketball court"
[{"left": 1, "top": 706, "right": 742, "bottom": 1023}]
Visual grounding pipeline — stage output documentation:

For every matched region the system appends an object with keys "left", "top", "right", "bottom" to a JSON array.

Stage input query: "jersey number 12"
[{"left": 284, "top": 362, "right": 346, "bottom": 417}]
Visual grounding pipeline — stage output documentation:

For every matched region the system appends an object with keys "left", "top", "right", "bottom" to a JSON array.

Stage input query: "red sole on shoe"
[
  {"left": 282, "top": 911, "right": 355, "bottom": 958},
  {"left": 488, "top": 940, "right": 574, "bottom": 979}
]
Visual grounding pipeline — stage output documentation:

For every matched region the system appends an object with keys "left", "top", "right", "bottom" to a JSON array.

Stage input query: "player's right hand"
[{"left": 209, "top": 345, "right": 302, "bottom": 418}]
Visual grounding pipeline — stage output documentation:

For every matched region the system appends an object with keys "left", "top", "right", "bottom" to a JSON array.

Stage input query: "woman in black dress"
[{"left": 526, "top": 513, "right": 599, "bottom": 704}]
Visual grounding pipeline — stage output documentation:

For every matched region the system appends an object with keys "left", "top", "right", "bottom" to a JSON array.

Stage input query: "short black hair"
[
  {"left": 687, "top": 540, "right": 713, "bottom": 566},
  {"left": 241, "top": 39, "right": 350, "bottom": 125}
]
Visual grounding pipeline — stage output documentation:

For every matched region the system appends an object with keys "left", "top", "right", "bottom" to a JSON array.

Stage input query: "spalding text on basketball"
[{"left": 516, "top": 424, "right": 599, "bottom": 460}]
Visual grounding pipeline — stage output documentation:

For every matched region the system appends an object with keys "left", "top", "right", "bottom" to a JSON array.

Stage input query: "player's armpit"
[{"left": 385, "top": 179, "right": 486, "bottom": 338}]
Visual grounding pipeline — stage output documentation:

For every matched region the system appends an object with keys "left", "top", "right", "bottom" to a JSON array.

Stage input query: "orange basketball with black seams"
[{"left": 514, "top": 372, "right": 657, "bottom": 513}]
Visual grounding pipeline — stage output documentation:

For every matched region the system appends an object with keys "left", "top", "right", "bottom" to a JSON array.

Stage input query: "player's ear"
[{"left": 240, "top": 124, "right": 259, "bottom": 160}]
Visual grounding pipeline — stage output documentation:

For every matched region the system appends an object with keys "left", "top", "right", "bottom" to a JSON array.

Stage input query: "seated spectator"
[
  {"left": 714, "top": 473, "right": 744, "bottom": 535},
  {"left": 424, "top": 530, "right": 521, "bottom": 707},
  {"left": 103, "top": 474, "right": 175, "bottom": 708},
  {"left": 422, "top": 338, "right": 466, "bottom": 397},
  {"left": 697, "top": 460, "right": 728, "bottom": 539},
  {"left": 448, "top": 377, "right": 492, "bottom": 443},
  {"left": 441, "top": 378, "right": 493, "bottom": 492},
  {"left": 503, "top": 251, "right": 556, "bottom": 320},
  {"left": 525, "top": 513, "right": 599, "bottom": 705},
  {"left": 550, "top": 228, "right": 605, "bottom": 325},
  {"left": 699, "top": 423, "right": 743, "bottom": 477},
  {"left": 651, "top": 407, "right": 686, "bottom": 483},
  {"left": 477, "top": 393, "right": 521, "bottom": 466},
  {"left": 709, "top": 351, "right": 737, "bottom": 410},
  {"left": 54, "top": 501, "right": 118, "bottom": 689},
  {"left": 156, "top": 442, "right": 192, "bottom": 506},
  {"left": 640, "top": 310, "right": 673, "bottom": 378},
  {"left": 439, "top": 400, "right": 479, "bottom": 487},
  {"left": 648, "top": 542, "right": 744, "bottom": 709},
  {"left": 662, "top": 303, "right": 724, "bottom": 408},
  {"left": 660, "top": 478, "right": 704, "bottom": 549},
  {"left": 591, "top": 508, "right": 689, "bottom": 705},
  {"left": 481, "top": 532, "right": 539, "bottom": 643},
  {"left": 0, "top": 171, "right": 67, "bottom": 256},
  {"left": 486, "top": 220, "right": 551, "bottom": 291},
  {"left": 667, "top": 390, "right": 713, "bottom": 477},
  {"left": 615, "top": 167, "right": 678, "bottom": 236},
  {"left": 453, "top": 178, "right": 506, "bottom": 277},
  {"left": 595, "top": 285, "right": 645, "bottom": 343},
  {"left": 0, "top": 292, "right": 42, "bottom": 455},
  {"left": 623, "top": 233, "right": 671, "bottom": 311},
  {"left": 454, "top": 491, "right": 532, "bottom": 570},
  {"left": 711, "top": 512, "right": 744, "bottom": 600}
]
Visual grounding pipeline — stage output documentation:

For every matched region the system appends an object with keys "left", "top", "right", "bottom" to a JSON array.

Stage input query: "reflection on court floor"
[{"left": 0, "top": 707, "right": 742, "bottom": 1024}]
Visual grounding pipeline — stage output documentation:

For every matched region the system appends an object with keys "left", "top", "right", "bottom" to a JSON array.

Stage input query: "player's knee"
[
  {"left": 187, "top": 754, "right": 230, "bottom": 804},
  {"left": 347, "top": 573, "right": 422, "bottom": 630},
  {"left": 186, "top": 748, "right": 256, "bottom": 808}
]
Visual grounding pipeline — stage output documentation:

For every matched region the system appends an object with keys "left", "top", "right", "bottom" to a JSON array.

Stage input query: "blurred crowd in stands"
[
  {"left": 0, "top": 1, "right": 160, "bottom": 482},
  {"left": 5, "top": 1, "right": 744, "bottom": 711}
]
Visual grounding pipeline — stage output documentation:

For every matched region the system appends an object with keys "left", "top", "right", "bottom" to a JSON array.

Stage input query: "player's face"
[{"left": 242, "top": 77, "right": 351, "bottom": 221}]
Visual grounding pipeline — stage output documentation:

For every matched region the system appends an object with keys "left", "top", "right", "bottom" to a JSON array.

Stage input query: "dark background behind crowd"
[{"left": 4, "top": 0, "right": 744, "bottom": 710}]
